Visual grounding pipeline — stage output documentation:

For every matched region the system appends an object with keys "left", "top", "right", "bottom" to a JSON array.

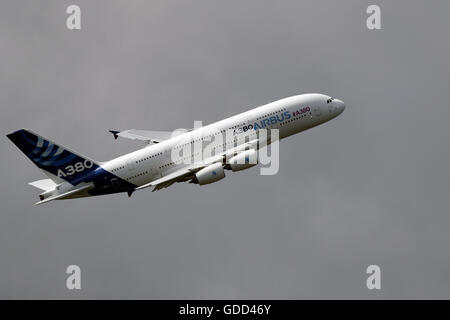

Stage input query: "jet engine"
[
  {"left": 227, "top": 149, "right": 258, "bottom": 172},
  {"left": 192, "top": 162, "right": 225, "bottom": 185}
]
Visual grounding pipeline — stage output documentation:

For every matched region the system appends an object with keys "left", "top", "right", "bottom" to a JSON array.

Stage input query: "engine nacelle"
[
  {"left": 194, "top": 162, "right": 225, "bottom": 185},
  {"left": 228, "top": 149, "right": 258, "bottom": 172}
]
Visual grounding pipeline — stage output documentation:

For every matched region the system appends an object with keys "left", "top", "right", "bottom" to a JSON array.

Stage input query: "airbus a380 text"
[{"left": 7, "top": 93, "right": 345, "bottom": 205}]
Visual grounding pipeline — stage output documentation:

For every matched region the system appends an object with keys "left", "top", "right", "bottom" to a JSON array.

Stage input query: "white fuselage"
[{"left": 101, "top": 93, "right": 345, "bottom": 188}]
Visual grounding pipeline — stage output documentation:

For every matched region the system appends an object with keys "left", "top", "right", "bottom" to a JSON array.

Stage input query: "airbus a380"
[{"left": 7, "top": 93, "right": 345, "bottom": 205}]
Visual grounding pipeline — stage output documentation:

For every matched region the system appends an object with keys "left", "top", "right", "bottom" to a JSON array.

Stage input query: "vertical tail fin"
[{"left": 6, "top": 129, "right": 100, "bottom": 185}]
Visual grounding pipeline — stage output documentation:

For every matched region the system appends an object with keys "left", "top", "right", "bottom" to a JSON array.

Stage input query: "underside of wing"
[
  {"left": 136, "top": 167, "right": 199, "bottom": 192},
  {"left": 135, "top": 138, "right": 259, "bottom": 192},
  {"left": 135, "top": 155, "right": 226, "bottom": 192}
]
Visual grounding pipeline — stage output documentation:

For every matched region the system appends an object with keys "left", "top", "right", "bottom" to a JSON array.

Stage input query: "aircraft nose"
[{"left": 333, "top": 99, "right": 346, "bottom": 114}]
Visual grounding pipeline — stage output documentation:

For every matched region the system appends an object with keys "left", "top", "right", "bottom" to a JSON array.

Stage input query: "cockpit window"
[{"left": 326, "top": 98, "right": 334, "bottom": 104}]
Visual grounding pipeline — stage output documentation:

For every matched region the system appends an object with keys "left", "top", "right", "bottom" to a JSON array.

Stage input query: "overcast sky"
[{"left": 1, "top": 0, "right": 450, "bottom": 299}]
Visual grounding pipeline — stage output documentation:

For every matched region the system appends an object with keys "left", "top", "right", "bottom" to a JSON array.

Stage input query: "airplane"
[{"left": 6, "top": 93, "right": 345, "bottom": 205}]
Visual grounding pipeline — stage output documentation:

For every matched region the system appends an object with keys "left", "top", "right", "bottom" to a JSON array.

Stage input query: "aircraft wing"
[
  {"left": 136, "top": 139, "right": 259, "bottom": 192},
  {"left": 136, "top": 168, "right": 197, "bottom": 191},
  {"left": 136, "top": 153, "right": 229, "bottom": 192},
  {"left": 109, "top": 129, "right": 189, "bottom": 144}
]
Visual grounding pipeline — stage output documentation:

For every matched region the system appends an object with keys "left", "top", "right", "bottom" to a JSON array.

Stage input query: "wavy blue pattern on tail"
[{"left": 7, "top": 129, "right": 99, "bottom": 184}]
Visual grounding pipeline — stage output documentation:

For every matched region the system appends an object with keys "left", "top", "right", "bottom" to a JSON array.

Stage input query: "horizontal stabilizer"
[
  {"left": 34, "top": 184, "right": 93, "bottom": 205},
  {"left": 28, "top": 179, "right": 57, "bottom": 191}
]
